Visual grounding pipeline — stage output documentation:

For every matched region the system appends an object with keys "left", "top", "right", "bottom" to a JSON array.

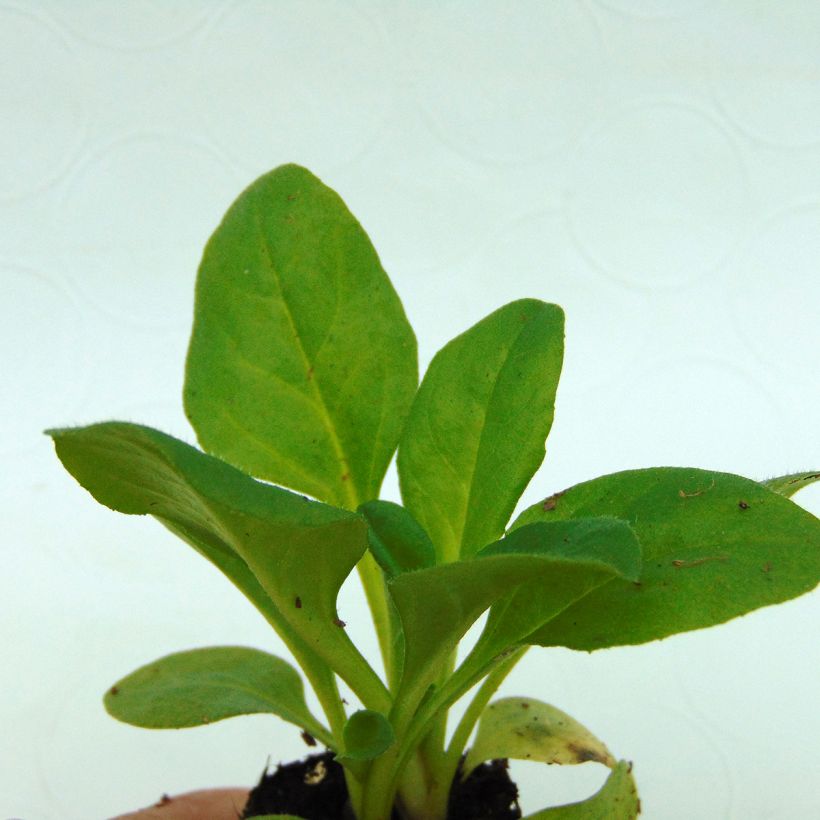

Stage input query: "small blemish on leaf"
[
  {"left": 109, "top": 685, "right": 119, "bottom": 696},
  {"left": 307, "top": 367, "right": 314, "bottom": 380},
  {"left": 295, "top": 596, "right": 302, "bottom": 608},
  {"left": 672, "top": 555, "right": 728, "bottom": 568},
  {"left": 762, "top": 562, "right": 772, "bottom": 573},
  {"left": 542, "top": 490, "right": 565, "bottom": 511},
  {"left": 341, "top": 473, "right": 350, "bottom": 482},
  {"left": 738, "top": 500, "right": 749, "bottom": 510},
  {"left": 520, "top": 701, "right": 530, "bottom": 709},
  {"left": 287, "top": 193, "right": 298, "bottom": 201},
  {"left": 679, "top": 479, "right": 715, "bottom": 498},
  {"left": 333, "top": 617, "right": 347, "bottom": 628},
  {"left": 301, "top": 730, "right": 317, "bottom": 747}
]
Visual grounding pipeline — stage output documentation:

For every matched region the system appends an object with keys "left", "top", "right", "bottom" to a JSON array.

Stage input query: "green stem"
[
  {"left": 358, "top": 551, "right": 396, "bottom": 687},
  {"left": 424, "top": 646, "right": 528, "bottom": 818}
]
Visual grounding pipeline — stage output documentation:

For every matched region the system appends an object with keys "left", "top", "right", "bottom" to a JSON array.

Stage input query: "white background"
[{"left": 2, "top": 2, "right": 819, "bottom": 818}]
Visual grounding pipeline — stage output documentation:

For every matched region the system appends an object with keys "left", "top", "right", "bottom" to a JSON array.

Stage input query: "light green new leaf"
[
  {"left": 48, "top": 422, "right": 388, "bottom": 709},
  {"left": 523, "top": 761, "right": 639, "bottom": 819},
  {"left": 359, "top": 500, "right": 436, "bottom": 579},
  {"left": 388, "top": 520, "right": 640, "bottom": 706},
  {"left": 512, "top": 468, "right": 820, "bottom": 650},
  {"left": 762, "top": 471, "right": 820, "bottom": 499},
  {"left": 104, "top": 646, "right": 332, "bottom": 747},
  {"left": 398, "top": 299, "right": 564, "bottom": 561},
  {"left": 184, "top": 163, "right": 417, "bottom": 510},
  {"left": 463, "top": 697, "right": 614, "bottom": 779}
]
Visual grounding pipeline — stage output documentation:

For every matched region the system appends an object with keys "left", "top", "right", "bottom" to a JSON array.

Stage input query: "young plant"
[{"left": 49, "top": 165, "right": 820, "bottom": 820}]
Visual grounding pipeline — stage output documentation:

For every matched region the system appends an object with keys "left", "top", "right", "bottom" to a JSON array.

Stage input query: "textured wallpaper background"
[{"left": 2, "top": 2, "right": 819, "bottom": 818}]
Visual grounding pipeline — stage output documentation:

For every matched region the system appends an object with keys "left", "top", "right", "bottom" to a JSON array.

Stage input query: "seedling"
[{"left": 49, "top": 165, "right": 820, "bottom": 819}]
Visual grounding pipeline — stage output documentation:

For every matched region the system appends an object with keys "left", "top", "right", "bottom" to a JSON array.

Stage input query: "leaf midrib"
[{"left": 253, "top": 204, "right": 358, "bottom": 509}]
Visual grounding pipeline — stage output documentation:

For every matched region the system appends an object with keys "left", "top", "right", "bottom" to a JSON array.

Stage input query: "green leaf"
[
  {"left": 359, "top": 500, "right": 436, "bottom": 579},
  {"left": 388, "top": 520, "right": 640, "bottom": 706},
  {"left": 184, "top": 163, "right": 417, "bottom": 509},
  {"left": 450, "top": 520, "right": 641, "bottom": 701},
  {"left": 463, "top": 697, "right": 614, "bottom": 779},
  {"left": 48, "top": 422, "right": 388, "bottom": 709},
  {"left": 512, "top": 468, "right": 820, "bottom": 650},
  {"left": 341, "top": 709, "right": 395, "bottom": 761},
  {"left": 398, "top": 299, "right": 564, "bottom": 561},
  {"left": 761, "top": 471, "right": 820, "bottom": 498},
  {"left": 104, "top": 646, "right": 332, "bottom": 746},
  {"left": 523, "top": 761, "right": 639, "bottom": 819}
]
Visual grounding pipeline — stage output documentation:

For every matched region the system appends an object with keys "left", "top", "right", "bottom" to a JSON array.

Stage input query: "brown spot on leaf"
[
  {"left": 678, "top": 479, "right": 715, "bottom": 498},
  {"left": 520, "top": 701, "right": 530, "bottom": 709},
  {"left": 568, "top": 743, "right": 607, "bottom": 764},
  {"left": 333, "top": 617, "right": 346, "bottom": 628},
  {"left": 287, "top": 193, "right": 298, "bottom": 201},
  {"left": 672, "top": 555, "right": 729, "bottom": 568},
  {"left": 762, "top": 562, "right": 772, "bottom": 573},
  {"left": 341, "top": 473, "right": 350, "bottom": 482},
  {"left": 301, "top": 730, "right": 317, "bottom": 747},
  {"left": 295, "top": 596, "right": 302, "bottom": 609},
  {"left": 542, "top": 490, "right": 565, "bottom": 511},
  {"left": 109, "top": 685, "right": 119, "bottom": 696},
  {"left": 307, "top": 367, "right": 314, "bottom": 380},
  {"left": 738, "top": 500, "right": 749, "bottom": 510}
]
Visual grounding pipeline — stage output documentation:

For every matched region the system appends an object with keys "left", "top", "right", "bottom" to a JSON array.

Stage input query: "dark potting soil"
[{"left": 241, "top": 752, "right": 521, "bottom": 820}]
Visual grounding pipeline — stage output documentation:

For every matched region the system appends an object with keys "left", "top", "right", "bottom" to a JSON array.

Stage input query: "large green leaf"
[
  {"left": 463, "top": 697, "right": 614, "bottom": 779},
  {"left": 761, "top": 470, "right": 820, "bottom": 499},
  {"left": 523, "top": 761, "right": 639, "bottom": 819},
  {"left": 184, "top": 164, "right": 417, "bottom": 510},
  {"left": 397, "top": 299, "right": 564, "bottom": 561},
  {"left": 104, "top": 646, "right": 332, "bottom": 746},
  {"left": 48, "top": 422, "right": 388, "bottom": 709},
  {"left": 387, "top": 520, "right": 640, "bottom": 707},
  {"left": 512, "top": 468, "right": 820, "bottom": 650}
]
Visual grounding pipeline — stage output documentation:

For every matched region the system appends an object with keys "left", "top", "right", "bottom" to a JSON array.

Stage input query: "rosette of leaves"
[{"left": 48, "top": 165, "right": 820, "bottom": 820}]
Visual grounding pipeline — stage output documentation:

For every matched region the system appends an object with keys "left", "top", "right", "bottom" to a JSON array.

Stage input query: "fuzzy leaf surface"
[
  {"left": 47, "top": 422, "right": 384, "bottom": 704},
  {"left": 762, "top": 471, "right": 820, "bottom": 498},
  {"left": 463, "top": 697, "right": 614, "bottom": 779},
  {"left": 523, "top": 761, "right": 639, "bottom": 819},
  {"left": 359, "top": 500, "right": 436, "bottom": 579},
  {"left": 184, "top": 163, "right": 417, "bottom": 509},
  {"left": 104, "top": 646, "right": 331, "bottom": 745},
  {"left": 512, "top": 468, "right": 820, "bottom": 650},
  {"left": 398, "top": 299, "right": 564, "bottom": 561},
  {"left": 388, "top": 520, "right": 640, "bottom": 702},
  {"left": 450, "top": 519, "right": 640, "bottom": 701}
]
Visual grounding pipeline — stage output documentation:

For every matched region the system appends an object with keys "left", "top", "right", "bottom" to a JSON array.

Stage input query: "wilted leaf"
[{"left": 463, "top": 697, "right": 614, "bottom": 779}]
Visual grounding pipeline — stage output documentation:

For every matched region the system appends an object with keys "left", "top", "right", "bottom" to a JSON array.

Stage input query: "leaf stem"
[{"left": 423, "top": 645, "right": 528, "bottom": 818}]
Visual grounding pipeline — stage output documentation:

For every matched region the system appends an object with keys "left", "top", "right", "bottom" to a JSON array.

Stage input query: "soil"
[{"left": 241, "top": 752, "right": 521, "bottom": 820}]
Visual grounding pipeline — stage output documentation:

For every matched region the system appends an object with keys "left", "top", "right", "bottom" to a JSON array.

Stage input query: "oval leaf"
[
  {"left": 762, "top": 471, "right": 820, "bottom": 499},
  {"left": 523, "top": 761, "right": 639, "bottom": 819},
  {"left": 398, "top": 299, "right": 564, "bottom": 561},
  {"left": 104, "top": 646, "right": 331, "bottom": 747},
  {"left": 463, "top": 697, "right": 614, "bottom": 779},
  {"left": 184, "top": 163, "right": 417, "bottom": 509},
  {"left": 47, "top": 422, "right": 388, "bottom": 709},
  {"left": 359, "top": 500, "right": 436, "bottom": 578},
  {"left": 512, "top": 468, "right": 820, "bottom": 650}
]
